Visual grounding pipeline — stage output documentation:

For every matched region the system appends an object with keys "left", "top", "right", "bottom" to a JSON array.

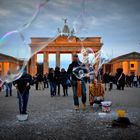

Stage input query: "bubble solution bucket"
[
  {"left": 16, "top": 114, "right": 28, "bottom": 121},
  {"left": 116, "top": 110, "right": 126, "bottom": 118},
  {"left": 101, "top": 101, "right": 112, "bottom": 112}
]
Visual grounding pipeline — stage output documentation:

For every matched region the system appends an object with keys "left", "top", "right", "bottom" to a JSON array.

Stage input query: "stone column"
[
  {"left": 56, "top": 52, "right": 60, "bottom": 67},
  {"left": 128, "top": 60, "right": 130, "bottom": 75},
  {"left": 44, "top": 52, "right": 49, "bottom": 74},
  {"left": 30, "top": 54, "right": 37, "bottom": 76}
]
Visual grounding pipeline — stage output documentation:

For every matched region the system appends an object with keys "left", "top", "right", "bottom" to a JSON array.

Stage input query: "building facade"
[
  {"left": 0, "top": 53, "right": 23, "bottom": 79},
  {"left": 104, "top": 52, "right": 140, "bottom": 76},
  {"left": 28, "top": 20, "right": 103, "bottom": 76}
]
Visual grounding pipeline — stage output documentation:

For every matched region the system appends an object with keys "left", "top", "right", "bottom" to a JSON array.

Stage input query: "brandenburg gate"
[{"left": 28, "top": 20, "right": 103, "bottom": 76}]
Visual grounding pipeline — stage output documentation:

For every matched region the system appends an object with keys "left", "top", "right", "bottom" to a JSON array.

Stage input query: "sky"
[{"left": 0, "top": 0, "right": 140, "bottom": 69}]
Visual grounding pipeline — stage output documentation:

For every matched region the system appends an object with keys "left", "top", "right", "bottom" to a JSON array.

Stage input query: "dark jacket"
[
  {"left": 67, "top": 61, "right": 81, "bottom": 81},
  {"left": 37, "top": 74, "right": 43, "bottom": 82},
  {"left": 103, "top": 73, "right": 110, "bottom": 83},
  {"left": 60, "top": 71, "right": 68, "bottom": 87},
  {"left": 55, "top": 70, "right": 61, "bottom": 84},
  {"left": 48, "top": 73, "right": 56, "bottom": 83},
  {"left": 13, "top": 73, "right": 33, "bottom": 94},
  {"left": 115, "top": 73, "right": 125, "bottom": 86}
]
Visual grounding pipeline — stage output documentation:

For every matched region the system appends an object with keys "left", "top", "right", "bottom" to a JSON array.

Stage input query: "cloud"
[
  {"left": 0, "top": 0, "right": 140, "bottom": 58},
  {"left": 0, "top": 8, "right": 11, "bottom": 16}
]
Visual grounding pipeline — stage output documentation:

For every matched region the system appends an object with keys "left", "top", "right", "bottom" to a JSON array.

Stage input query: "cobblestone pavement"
[{"left": 0, "top": 85, "right": 140, "bottom": 140}]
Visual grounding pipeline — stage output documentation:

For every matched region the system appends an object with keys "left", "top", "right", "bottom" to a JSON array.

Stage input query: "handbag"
[{"left": 66, "top": 79, "right": 71, "bottom": 87}]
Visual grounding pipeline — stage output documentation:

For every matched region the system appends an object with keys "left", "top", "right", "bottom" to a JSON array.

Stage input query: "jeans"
[
  {"left": 56, "top": 83, "right": 60, "bottom": 96},
  {"left": 49, "top": 82, "right": 56, "bottom": 96},
  {"left": 62, "top": 85, "right": 68, "bottom": 96},
  {"left": 109, "top": 82, "right": 113, "bottom": 91},
  {"left": 44, "top": 81, "right": 49, "bottom": 88},
  {"left": 35, "top": 82, "right": 38, "bottom": 90},
  {"left": 18, "top": 91, "right": 29, "bottom": 114},
  {"left": 5, "top": 83, "right": 12, "bottom": 96},
  {"left": 38, "top": 82, "right": 44, "bottom": 90},
  {"left": 72, "top": 80, "right": 86, "bottom": 106}
]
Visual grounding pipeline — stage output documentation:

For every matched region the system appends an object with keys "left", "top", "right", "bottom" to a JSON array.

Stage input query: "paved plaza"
[{"left": 0, "top": 85, "right": 140, "bottom": 140}]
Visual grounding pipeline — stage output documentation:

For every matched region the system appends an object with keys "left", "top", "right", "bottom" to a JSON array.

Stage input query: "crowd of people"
[
  {"left": 0, "top": 54, "right": 140, "bottom": 115},
  {"left": 32, "top": 66, "right": 70, "bottom": 97},
  {"left": 103, "top": 69, "right": 140, "bottom": 91}
]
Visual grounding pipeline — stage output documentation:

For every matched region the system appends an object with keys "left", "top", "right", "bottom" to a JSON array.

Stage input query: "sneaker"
[
  {"left": 82, "top": 104, "right": 86, "bottom": 110},
  {"left": 74, "top": 105, "right": 79, "bottom": 110}
]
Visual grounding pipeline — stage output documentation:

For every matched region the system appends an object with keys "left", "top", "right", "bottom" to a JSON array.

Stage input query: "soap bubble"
[
  {"left": 0, "top": 0, "right": 52, "bottom": 83},
  {"left": 72, "top": 48, "right": 112, "bottom": 81},
  {"left": 73, "top": 0, "right": 87, "bottom": 40},
  {"left": 0, "top": 0, "right": 90, "bottom": 84}
]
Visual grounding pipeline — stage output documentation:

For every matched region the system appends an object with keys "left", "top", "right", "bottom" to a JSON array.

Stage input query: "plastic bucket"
[{"left": 101, "top": 101, "right": 112, "bottom": 112}]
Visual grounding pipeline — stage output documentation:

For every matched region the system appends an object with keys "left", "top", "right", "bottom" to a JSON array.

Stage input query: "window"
[{"left": 131, "top": 64, "right": 134, "bottom": 68}]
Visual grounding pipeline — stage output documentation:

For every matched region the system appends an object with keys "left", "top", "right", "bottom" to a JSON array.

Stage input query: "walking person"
[
  {"left": 55, "top": 66, "right": 61, "bottom": 96},
  {"left": 13, "top": 71, "right": 33, "bottom": 114},
  {"left": 60, "top": 68, "right": 68, "bottom": 96},
  {"left": 67, "top": 54, "right": 87, "bottom": 110},
  {"left": 48, "top": 68, "right": 56, "bottom": 97}
]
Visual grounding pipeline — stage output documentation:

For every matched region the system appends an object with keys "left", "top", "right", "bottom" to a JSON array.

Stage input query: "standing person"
[
  {"left": 5, "top": 82, "right": 12, "bottom": 97},
  {"left": 89, "top": 65, "right": 94, "bottom": 83},
  {"left": 130, "top": 74, "right": 134, "bottom": 87},
  {"left": 0, "top": 75, "right": 3, "bottom": 92},
  {"left": 103, "top": 72, "right": 109, "bottom": 91},
  {"left": 125, "top": 75, "right": 130, "bottom": 87},
  {"left": 55, "top": 66, "right": 61, "bottom": 96},
  {"left": 48, "top": 68, "right": 56, "bottom": 97},
  {"left": 133, "top": 74, "right": 138, "bottom": 87},
  {"left": 13, "top": 72, "right": 33, "bottom": 114},
  {"left": 5, "top": 71, "right": 12, "bottom": 97},
  {"left": 139, "top": 75, "right": 140, "bottom": 87},
  {"left": 67, "top": 54, "right": 87, "bottom": 110},
  {"left": 37, "top": 73, "right": 44, "bottom": 90},
  {"left": 43, "top": 73, "right": 49, "bottom": 88},
  {"left": 33, "top": 73, "right": 38, "bottom": 90},
  {"left": 115, "top": 68, "right": 125, "bottom": 90},
  {"left": 108, "top": 73, "right": 114, "bottom": 91},
  {"left": 60, "top": 68, "right": 68, "bottom": 96}
]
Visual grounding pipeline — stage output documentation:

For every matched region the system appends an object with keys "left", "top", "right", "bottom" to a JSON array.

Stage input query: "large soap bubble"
[
  {"left": 0, "top": 0, "right": 55, "bottom": 83},
  {"left": 72, "top": 47, "right": 112, "bottom": 80},
  {"left": 0, "top": 0, "right": 110, "bottom": 86}
]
